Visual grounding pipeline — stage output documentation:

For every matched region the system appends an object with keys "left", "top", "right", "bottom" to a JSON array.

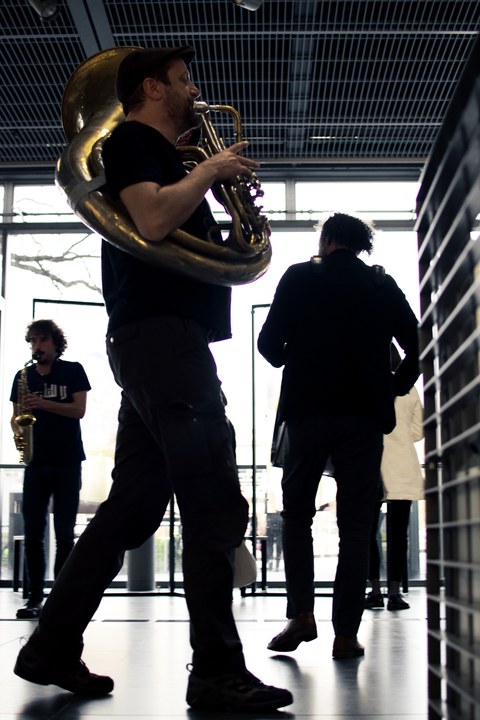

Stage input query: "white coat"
[{"left": 381, "top": 386, "right": 424, "bottom": 501}]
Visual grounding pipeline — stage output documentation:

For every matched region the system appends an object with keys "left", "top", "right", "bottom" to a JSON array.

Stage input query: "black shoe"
[
  {"left": 16, "top": 600, "right": 43, "bottom": 619},
  {"left": 387, "top": 594, "right": 410, "bottom": 611},
  {"left": 364, "top": 592, "right": 384, "bottom": 610},
  {"left": 267, "top": 612, "right": 317, "bottom": 652},
  {"left": 14, "top": 642, "right": 114, "bottom": 696},
  {"left": 186, "top": 668, "right": 293, "bottom": 712},
  {"left": 332, "top": 635, "right": 365, "bottom": 660}
]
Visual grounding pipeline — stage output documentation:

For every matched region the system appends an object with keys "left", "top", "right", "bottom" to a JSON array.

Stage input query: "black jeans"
[
  {"left": 368, "top": 498, "right": 412, "bottom": 582},
  {"left": 281, "top": 414, "right": 383, "bottom": 636},
  {"left": 34, "top": 317, "right": 249, "bottom": 677},
  {"left": 22, "top": 463, "right": 81, "bottom": 602}
]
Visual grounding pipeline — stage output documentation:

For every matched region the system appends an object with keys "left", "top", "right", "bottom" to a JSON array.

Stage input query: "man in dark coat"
[{"left": 258, "top": 212, "right": 420, "bottom": 659}]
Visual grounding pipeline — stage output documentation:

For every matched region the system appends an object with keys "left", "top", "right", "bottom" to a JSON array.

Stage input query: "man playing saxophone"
[
  {"left": 14, "top": 46, "right": 292, "bottom": 713},
  {"left": 10, "top": 319, "right": 90, "bottom": 619}
]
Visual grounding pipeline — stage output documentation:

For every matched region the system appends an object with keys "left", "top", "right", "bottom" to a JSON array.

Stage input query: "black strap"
[
  {"left": 371, "top": 264, "right": 386, "bottom": 285},
  {"left": 309, "top": 256, "right": 386, "bottom": 285},
  {"left": 310, "top": 255, "right": 324, "bottom": 276}
]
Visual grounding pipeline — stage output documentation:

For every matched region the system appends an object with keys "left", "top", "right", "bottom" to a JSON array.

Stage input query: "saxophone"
[{"left": 13, "top": 359, "right": 37, "bottom": 465}]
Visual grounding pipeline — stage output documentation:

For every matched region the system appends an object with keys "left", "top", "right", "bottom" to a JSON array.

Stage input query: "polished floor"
[{"left": 1, "top": 587, "right": 428, "bottom": 719}]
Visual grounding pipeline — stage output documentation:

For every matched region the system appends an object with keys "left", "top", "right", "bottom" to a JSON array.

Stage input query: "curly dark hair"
[
  {"left": 319, "top": 213, "right": 375, "bottom": 255},
  {"left": 25, "top": 319, "right": 67, "bottom": 357}
]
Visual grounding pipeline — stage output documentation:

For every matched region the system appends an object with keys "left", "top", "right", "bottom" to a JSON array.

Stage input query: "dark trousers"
[
  {"left": 34, "top": 317, "right": 248, "bottom": 677},
  {"left": 281, "top": 414, "right": 383, "bottom": 636},
  {"left": 22, "top": 463, "right": 81, "bottom": 602},
  {"left": 368, "top": 498, "right": 412, "bottom": 582}
]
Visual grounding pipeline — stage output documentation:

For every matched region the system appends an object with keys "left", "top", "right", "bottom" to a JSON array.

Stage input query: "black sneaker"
[
  {"left": 387, "top": 594, "right": 410, "bottom": 611},
  {"left": 186, "top": 667, "right": 293, "bottom": 712},
  {"left": 14, "top": 642, "right": 114, "bottom": 696},
  {"left": 364, "top": 592, "right": 384, "bottom": 610},
  {"left": 16, "top": 600, "right": 43, "bottom": 619}
]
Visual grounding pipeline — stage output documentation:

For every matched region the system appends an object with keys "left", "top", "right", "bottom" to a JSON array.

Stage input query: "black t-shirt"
[
  {"left": 101, "top": 121, "right": 232, "bottom": 340},
  {"left": 10, "top": 359, "right": 91, "bottom": 465}
]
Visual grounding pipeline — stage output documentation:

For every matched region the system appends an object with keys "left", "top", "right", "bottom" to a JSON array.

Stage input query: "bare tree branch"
[
  {"left": 12, "top": 254, "right": 100, "bottom": 263},
  {"left": 10, "top": 234, "right": 102, "bottom": 294},
  {"left": 11, "top": 260, "right": 101, "bottom": 293}
]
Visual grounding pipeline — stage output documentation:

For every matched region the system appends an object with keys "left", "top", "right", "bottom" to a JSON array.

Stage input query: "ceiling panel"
[{"left": 1, "top": 0, "right": 479, "bottom": 179}]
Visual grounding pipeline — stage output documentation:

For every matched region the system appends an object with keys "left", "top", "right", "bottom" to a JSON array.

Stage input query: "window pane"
[
  {"left": 1, "top": 181, "right": 426, "bottom": 588},
  {"left": 2, "top": 232, "right": 103, "bottom": 467},
  {"left": 261, "top": 182, "right": 286, "bottom": 221},
  {"left": 2, "top": 228, "right": 121, "bottom": 583},
  {"left": 8, "top": 232, "right": 101, "bottom": 301},
  {"left": 295, "top": 181, "right": 420, "bottom": 222},
  {"left": 205, "top": 181, "right": 286, "bottom": 224},
  {"left": 13, "top": 185, "right": 76, "bottom": 223}
]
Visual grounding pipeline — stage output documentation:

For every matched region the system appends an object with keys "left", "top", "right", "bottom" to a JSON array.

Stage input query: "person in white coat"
[{"left": 365, "top": 343, "right": 424, "bottom": 611}]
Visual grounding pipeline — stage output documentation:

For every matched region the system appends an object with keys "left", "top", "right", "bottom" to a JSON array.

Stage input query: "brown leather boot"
[
  {"left": 267, "top": 612, "right": 317, "bottom": 652},
  {"left": 332, "top": 635, "right": 365, "bottom": 659}
]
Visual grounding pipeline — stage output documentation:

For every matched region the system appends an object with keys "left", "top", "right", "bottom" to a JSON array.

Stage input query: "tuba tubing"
[{"left": 55, "top": 47, "right": 271, "bottom": 286}]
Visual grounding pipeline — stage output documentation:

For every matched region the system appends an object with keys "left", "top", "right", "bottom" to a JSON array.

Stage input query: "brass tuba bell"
[{"left": 55, "top": 47, "right": 271, "bottom": 286}]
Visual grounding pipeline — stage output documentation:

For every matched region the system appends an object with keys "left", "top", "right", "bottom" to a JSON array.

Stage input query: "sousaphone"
[{"left": 56, "top": 46, "right": 271, "bottom": 286}]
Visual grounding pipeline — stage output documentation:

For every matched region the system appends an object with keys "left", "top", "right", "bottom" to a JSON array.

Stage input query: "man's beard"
[
  {"left": 174, "top": 108, "right": 202, "bottom": 146},
  {"left": 166, "top": 91, "right": 201, "bottom": 136},
  {"left": 183, "top": 103, "right": 202, "bottom": 133}
]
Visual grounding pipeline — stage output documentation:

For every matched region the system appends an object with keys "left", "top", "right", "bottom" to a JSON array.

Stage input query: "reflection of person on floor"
[
  {"left": 258, "top": 213, "right": 420, "bottom": 660},
  {"left": 366, "top": 343, "right": 424, "bottom": 611}
]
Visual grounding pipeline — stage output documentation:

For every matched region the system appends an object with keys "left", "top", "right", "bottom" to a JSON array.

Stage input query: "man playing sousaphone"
[{"left": 14, "top": 46, "right": 293, "bottom": 713}]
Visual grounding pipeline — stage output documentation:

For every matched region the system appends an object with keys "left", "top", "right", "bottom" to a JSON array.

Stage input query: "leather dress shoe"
[
  {"left": 332, "top": 635, "right": 365, "bottom": 660},
  {"left": 16, "top": 601, "right": 43, "bottom": 619},
  {"left": 267, "top": 612, "right": 317, "bottom": 652},
  {"left": 14, "top": 641, "right": 114, "bottom": 696}
]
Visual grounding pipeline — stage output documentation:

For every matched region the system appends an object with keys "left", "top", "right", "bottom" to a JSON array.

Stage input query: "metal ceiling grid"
[
  {"left": 2, "top": 2, "right": 80, "bottom": 165},
  {"left": 102, "top": 0, "right": 480, "bottom": 163},
  {"left": 0, "top": 0, "right": 479, "bottom": 178}
]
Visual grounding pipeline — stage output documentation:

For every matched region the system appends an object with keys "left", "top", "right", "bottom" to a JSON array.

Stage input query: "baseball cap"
[{"left": 116, "top": 46, "right": 196, "bottom": 107}]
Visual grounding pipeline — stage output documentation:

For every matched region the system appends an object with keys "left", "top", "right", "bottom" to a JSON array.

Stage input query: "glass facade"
[{"left": 0, "top": 179, "right": 425, "bottom": 590}]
